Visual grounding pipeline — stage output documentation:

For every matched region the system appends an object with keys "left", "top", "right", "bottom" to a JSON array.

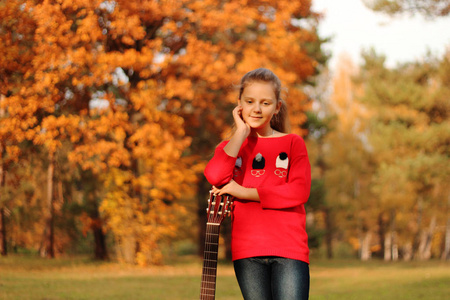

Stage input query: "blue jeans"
[{"left": 233, "top": 256, "right": 310, "bottom": 300}]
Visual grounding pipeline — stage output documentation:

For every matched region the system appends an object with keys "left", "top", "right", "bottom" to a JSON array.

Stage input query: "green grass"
[
  {"left": 311, "top": 259, "right": 450, "bottom": 300},
  {"left": 1, "top": 255, "right": 449, "bottom": 299}
]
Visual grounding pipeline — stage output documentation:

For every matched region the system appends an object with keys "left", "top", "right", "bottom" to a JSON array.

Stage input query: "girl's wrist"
[
  {"left": 240, "top": 186, "right": 260, "bottom": 202},
  {"left": 234, "top": 128, "right": 249, "bottom": 139},
  {"left": 224, "top": 129, "right": 247, "bottom": 157}
]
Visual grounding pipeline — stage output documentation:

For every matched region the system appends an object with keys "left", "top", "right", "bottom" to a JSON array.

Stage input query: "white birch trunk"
[
  {"left": 384, "top": 232, "right": 391, "bottom": 261},
  {"left": 360, "top": 231, "right": 372, "bottom": 261}
]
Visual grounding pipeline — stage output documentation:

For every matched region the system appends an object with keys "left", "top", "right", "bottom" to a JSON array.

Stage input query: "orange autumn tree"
[
  {"left": 18, "top": 0, "right": 197, "bottom": 264},
  {"left": 0, "top": 0, "right": 38, "bottom": 256},
  {"left": 0, "top": 0, "right": 97, "bottom": 258}
]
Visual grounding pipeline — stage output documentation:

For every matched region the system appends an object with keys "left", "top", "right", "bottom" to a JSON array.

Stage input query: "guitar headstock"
[{"left": 206, "top": 191, "right": 233, "bottom": 225}]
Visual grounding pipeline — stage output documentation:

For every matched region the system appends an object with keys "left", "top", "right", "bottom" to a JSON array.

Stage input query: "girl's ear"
[{"left": 275, "top": 100, "right": 282, "bottom": 114}]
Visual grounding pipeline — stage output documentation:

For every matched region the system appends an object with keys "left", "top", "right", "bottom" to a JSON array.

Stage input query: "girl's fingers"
[
  {"left": 233, "top": 106, "right": 243, "bottom": 119},
  {"left": 211, "top": 186, "right": 220, "bottom": 195},
  {"left": 211, "top": 186, "right": 228, "bottom": 196}
]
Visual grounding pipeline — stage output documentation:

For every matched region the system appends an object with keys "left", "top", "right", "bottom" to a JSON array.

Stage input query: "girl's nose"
[{"left": 253, "top": 103, "right": 261, "bottom": 112}]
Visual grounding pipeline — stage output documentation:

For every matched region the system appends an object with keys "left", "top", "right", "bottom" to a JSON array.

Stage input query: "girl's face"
[{"left": 239, "top": 81, "right": 281, "bottom": 134}]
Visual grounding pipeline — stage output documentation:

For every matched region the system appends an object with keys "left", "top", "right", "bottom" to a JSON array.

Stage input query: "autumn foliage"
[
  {"left": 0, "top": 0, "right": 323, "bottom": 264},
  {"left": 309, "top": 51, "right": 450, "bottom": 261},
  {"left": 1, "top": 0, "right": 449, "bottom": 264}
]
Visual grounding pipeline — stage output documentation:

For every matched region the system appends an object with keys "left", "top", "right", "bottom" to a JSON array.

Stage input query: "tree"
[
  {"left": 302, "top": 65, "right": 334, "bottom": 258},
  {"left": 320, "top": 55, "right": 377, "bottom": 260},
  {"left": 0, "top": 0, "right": 38, "bottom": 256},
  {"left": 355, "top": 49, "right": 450, "bottom": 260},
  {"left": 362, "top": 0, "right": 450, "bottom": 17}
]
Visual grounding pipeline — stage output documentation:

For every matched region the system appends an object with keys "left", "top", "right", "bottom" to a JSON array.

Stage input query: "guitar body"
[{"left": 199, "top": 192, "right": 232, "bottom": 300}]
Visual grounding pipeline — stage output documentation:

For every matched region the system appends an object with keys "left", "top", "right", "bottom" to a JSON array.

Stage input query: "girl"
[{"left": 204, "top": 68, "right": 311, "bottom": 300}]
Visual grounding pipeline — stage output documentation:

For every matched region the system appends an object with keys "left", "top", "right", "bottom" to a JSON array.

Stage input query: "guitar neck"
[{"left": 200, "top": 222, "right": 221, "bottom": 300}]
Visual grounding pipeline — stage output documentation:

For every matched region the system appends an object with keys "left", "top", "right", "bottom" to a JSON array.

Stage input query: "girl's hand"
[
  {"left": 222, "top": 105, "right": 251, "bottom": 159},
  {"left": 232, "top": 105, "right": 250, "bottom": 138},
  {"left": 211, "top": 180, "right": 260, "bottom": 202},
  {"left": 211, "top": 179, "right": 241, "bottom": 197}
]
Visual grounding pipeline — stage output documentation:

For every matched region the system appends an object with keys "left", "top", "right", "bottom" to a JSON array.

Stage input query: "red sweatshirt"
[{"left": 204, "top": 134, "right": 311, "bottom": 263}]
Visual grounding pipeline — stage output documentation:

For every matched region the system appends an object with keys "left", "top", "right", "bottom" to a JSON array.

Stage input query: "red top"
[{"left": 204, "top": 134, "right": 311, "bottom": 263}]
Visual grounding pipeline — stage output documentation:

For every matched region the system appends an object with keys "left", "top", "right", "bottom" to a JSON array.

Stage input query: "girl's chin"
[
  {"left": 248, "top": 124, "right": 265, "bottom": 130},
  {"left": 245, "top": 119, "right": 266, "bottom": 127},
  {"left": 248, "top": 124, "right": 270, "bottom": 131}
]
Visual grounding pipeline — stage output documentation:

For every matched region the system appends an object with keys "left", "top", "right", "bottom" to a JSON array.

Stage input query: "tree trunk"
[
  {"left": 0, "top": 143, "right": 7, "bottom": 256},
  {"left": 91, "top": 199, "right": 108, "bottom": 260},
  {"left": 377, "top": 212, "right": 385, "bottom": 258},
  {"left": 422, "top": 215, "right": 436, "bottom": 260},
  {"left": 417, "top": 215, "right": 436, "bottom": 260},
  {"left": 323, "top": 207, "right": 333, "bottom": 259},
  {"left": 441, "top": 194, "right": 450, "bottom": 261},
  {"left": 391, "top": 217, "right": 398, "bottom": 261},
  {"left": 0, "top": 97, "right": 5, "bottom": 256},
  {"left": 412, "top": 198, "right": 423, "bottom": 259},
  {"left": 392, "top": 236, "right": 399, "bottom": 261},
  {"left": 384, "top": 232, "right": 391, "bottom": 261},
  {"left": 402, "top": 242, "right": 413, "bottom": 261},
  {"left": 120, "top": 235, "right": 136, "bottom": 264},
  {"left": 41, "top": 153, "right": 55, "bottom": 258},
  {"left": 93, "top": 226, "right": 108, "bottom": 260},
  {"left": 0, "top": 207, "right": 6, "bottom": 256},
  {"left": 384, "top": 210, "right": 398, "bottom": 261},
  {"left": 442, "top": 216, "right": 450, "bottom": 260},
  {"left": 360, "top": 231, "right": 372, "bottom": 261},
  {"left": 82, "top": 170, "right": 108, "bottom": 260}
]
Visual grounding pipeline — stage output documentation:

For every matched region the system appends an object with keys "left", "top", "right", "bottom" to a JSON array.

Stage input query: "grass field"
[{"left": 1, "top": 255, "right": 449, "bottom": 299}]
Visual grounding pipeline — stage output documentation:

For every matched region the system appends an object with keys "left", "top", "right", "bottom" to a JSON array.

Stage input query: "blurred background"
[{"left": 0, "top": 0, "right": 449, "bottom": 268}]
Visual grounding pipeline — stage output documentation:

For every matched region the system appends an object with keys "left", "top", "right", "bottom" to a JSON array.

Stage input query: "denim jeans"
[{"left": 233, "top": 256, "right": 310, "bottom": 300}]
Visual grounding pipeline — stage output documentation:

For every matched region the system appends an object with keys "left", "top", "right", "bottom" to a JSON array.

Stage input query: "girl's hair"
[{"left": 238, "top": 68, "right": 290, "bottom": 133}]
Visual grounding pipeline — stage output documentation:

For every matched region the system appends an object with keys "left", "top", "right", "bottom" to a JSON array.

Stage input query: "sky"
[{"left": 312, "top": 0, "right": 450, "bottom": 70}]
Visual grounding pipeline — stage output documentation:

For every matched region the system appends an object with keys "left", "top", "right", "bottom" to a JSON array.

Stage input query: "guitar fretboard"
[{"left": 200, "top": 222, "right": 221, "bottom": 300}]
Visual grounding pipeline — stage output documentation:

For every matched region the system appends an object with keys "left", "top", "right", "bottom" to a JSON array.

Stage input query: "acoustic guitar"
[{"left": 199, "top": 191, "right": 232, "bottom": 300}]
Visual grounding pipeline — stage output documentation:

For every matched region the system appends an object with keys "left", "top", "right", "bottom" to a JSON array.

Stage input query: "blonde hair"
[{"left": 238, "top": 68, "right": 290, "bottom": 133}]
